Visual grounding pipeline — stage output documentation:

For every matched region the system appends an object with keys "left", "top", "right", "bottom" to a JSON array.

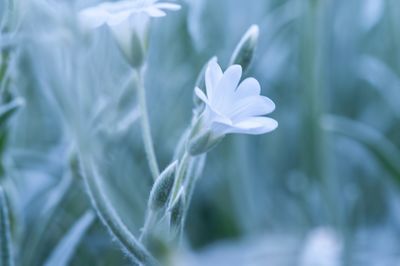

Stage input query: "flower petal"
[
  {"left": 100, "top": 1, "right": 135, "bottom": 13},
  {"left": 196, "top": 87, "right": 232, "bottom": 126},
  {"left": 229, "top": 95, "right": 275, "bottom": 121},
  {"left": 106, "top": 10, "right": 133, "bottom": 26},
  {"left": 212, "top": 64, "right": 242, "bottom": 111},
  {"left": 153, "top": 3, "right": 182, "bottom": 11},
  {"left": 235, "top": 77, "right": 261, "bottom": 98},
  {"left": 79, "top": 8, "right": 109, "bottom": 28},
  {"left": 144, "top": 6, "right": 167, "bottom": 17},
  {"left": 224, "top": 117, "right": 278, "bottom": 135},
  {"left": 205, "top": 60, "right": 223, "bottom": 102},
  {"left": 195, "top": 87, "right": 209, "bottom": 104}
]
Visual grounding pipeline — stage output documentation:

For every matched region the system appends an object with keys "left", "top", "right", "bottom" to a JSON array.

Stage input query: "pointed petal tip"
[
  {"left": 247, "top": 24, "right": 259, "bottom": 36},
  {"left": 207, "top": 58, "right": 220, "bottom": 70},
  {"left": 195, "top": 87, "right": 209, "bottom": 103},
  {"left": 154, "top": 3, "right": 182, "bottom": 11}
]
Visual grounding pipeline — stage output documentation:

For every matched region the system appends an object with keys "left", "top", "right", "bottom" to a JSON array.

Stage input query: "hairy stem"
[{"left": 79, "top": 156, "right": 158, "bottom": 266}]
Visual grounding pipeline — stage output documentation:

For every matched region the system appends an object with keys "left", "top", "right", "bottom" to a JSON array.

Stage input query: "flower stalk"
[
  {"left": 79, "top": 156, "right": 159, "bottom": 266},
  {"left": 135, "top": 68, "right": 160, "bottom": 180}
]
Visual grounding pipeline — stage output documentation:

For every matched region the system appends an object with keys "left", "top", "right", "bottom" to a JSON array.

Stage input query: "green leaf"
[
  {"left": 0, "top": 186, "right": 14, "bottom": 266},
  {"left": 22, "top": 174, "right": 73, "bottom": 265},
  {"left": 323, "top": 115, "right": 400, "bottom": 184},
  {"left": 44, "top": 211, "right": 95, "bottom": 266}
]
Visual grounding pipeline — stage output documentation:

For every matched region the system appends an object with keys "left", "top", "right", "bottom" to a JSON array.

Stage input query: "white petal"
[
  {"left": 205, "top": 60, "right": 223, "bottom": 102},
  {"left": 153, "top": 3, "right": 182, "bottom": 11},
  {"left": 235, "top": 77, "right": 261, "bottom": 98},
  {"left": 212, "top": 64, "right": 242, "bottom": 111},
  {"left": 225, "top": 117, "right": 278, "bottom": 135},
  {"left": 79, "top": 8, "right": 109, "bottom": 28},
  {"left": 194, "top": 87, "right": 209, "bottom": 104},
  {"left": 99, "top": 1, "right": 135, "bottom": 13},
  {"left": 196, "top": 88, "right": 232, "bottom": 125},
  {"left": 109, "top": 17, "right": 134, "bottom": 52},
  {"left": 106, "top": 10, "right": 132, "bottom": 26},
  {"left": 144, "top": 6, "right": 167, "bottom": 17},
  {"left": 229, "top": 96, "right": 275, "bottom": 121}
]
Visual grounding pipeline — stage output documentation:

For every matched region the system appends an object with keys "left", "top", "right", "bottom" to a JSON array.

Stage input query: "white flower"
[
  {"left": 79, "top": 0, "right": 181, "bottom": 29},
  {"left": 195, "top": 60, "right": 278, "bottom": 137},
  {"left": 79, "top": 0, "right": 181, "bottom": 67},
  {"left": 188, "top": 60, "right": 277, "bottom": 155},
  {"left": 300, "top": 227, "right": 342, "bottom": 266}
]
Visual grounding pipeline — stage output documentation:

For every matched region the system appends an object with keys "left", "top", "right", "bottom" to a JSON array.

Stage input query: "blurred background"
[{"left": 1, "top": 0, "right": 400, "bottom": 265}]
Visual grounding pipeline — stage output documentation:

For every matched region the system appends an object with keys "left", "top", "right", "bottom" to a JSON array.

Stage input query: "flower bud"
[
  {"left": 148, "top": 161, "right": 178, "bottom": 211},
  {"left": 229, "top": 24, "right": 259, "bottom": 72},
  {"left": 169, "top": 188, "right": 185, "bottom": 229}
]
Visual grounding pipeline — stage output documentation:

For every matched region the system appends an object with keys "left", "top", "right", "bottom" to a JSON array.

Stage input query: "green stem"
[
  {"left": 135, "top": 69, "right": 160, "bottom": 180},
  {"left": 0, "top": 186, "right": 14, "bottom": 266},
  {"left": 80, "top": 156, "right": 159, "bottom": 266}
]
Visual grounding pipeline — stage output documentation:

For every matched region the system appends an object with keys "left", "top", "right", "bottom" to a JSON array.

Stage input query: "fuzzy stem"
[
  {"left": 183, "top": 155, "right": 206, "bottom": 211},
  {"left": 79, "top": 156, "right": 159, "bottom": 266},
  {"left": 0, "top": 186, "right": 14, "bottom": 266},
  {"left": 139, "top": 210, "right": 156, "bottom": 243},
  {"left": 135, "top": 68, "right": 160, "bottom": 180}
]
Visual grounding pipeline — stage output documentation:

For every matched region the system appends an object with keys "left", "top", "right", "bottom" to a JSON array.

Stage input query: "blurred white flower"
[
  {"left": 188, "top": 60, "right": 277, "bottom": 154},
  {"left": 79, "top": 0, "right": 181, "bottom": 29},
  {"left": 299, "top": 227, "right": 342, "bottom": 266},
  {"left": 195, "top": 60, "right": 277, "bottom": 136},
  {"left": 79, "top": 0, "right": 181, "bottom": 67}
]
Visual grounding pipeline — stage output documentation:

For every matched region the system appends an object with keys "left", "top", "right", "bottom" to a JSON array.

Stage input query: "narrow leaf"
[
  {"left": 44, "top": 211, "right": 95, "bottom": 266},
  {"left": 323, "top": 115, "right": 400, "bottom": 184}
]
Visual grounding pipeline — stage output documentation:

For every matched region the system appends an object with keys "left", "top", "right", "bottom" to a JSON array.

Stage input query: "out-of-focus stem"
[
  {"left": 299, "top": 0, "right": 338, "bottom": 224},
  {"left": 299, "top": 0, "right": 325, "bottom": 182},
  {"left": 139, "top": 210, "right": 156, "bottom": 243},
  {"left": 135, "top": 68, "right": 160, "bottom": 180},
  {"left": 80, "top": 156, "right": 158, "bottom": 266},
  {"left": 0, "top": 186, "right": 14, "bottom": 266}
]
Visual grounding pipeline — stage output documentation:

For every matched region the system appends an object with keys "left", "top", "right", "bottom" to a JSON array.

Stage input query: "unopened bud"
[
  {"left": 149, "top": 161, "right": 178, "bottom": 211},
  {"left": 169, "top": 188, "right": 185, "bottom": 229},
  {"left": 229, "top": 24, "right": 259, "bottom": 72}
]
